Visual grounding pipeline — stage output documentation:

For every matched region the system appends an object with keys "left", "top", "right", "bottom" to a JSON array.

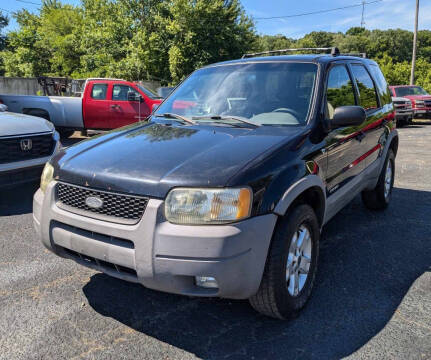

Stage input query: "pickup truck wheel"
[
  {"left": 362, "top": 150, "right": 395, "bottom": 210},
  {"left": 58, "top": 129, "right": 75, "bottom": 139},
  {"left": 249, "top": 204, "right": 319, "bottom": 319}
]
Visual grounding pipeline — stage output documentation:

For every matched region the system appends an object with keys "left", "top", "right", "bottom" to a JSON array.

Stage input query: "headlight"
[
  {"left": 165, "top": 187, "right": 252, "bottom": 225},
  {"left": 40, "top": 162, "right": 54, "bottom": 193}
]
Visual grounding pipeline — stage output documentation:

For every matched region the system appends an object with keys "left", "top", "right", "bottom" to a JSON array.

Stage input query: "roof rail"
[
  {"left": 340, "top": 52, "right": 367, "bottom": 58},
  {"left": 242, "top": 47, "right": 340, "bottom": 59}
]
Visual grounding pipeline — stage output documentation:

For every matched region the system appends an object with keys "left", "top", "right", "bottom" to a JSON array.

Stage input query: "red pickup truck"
[
  {"left": 389, "top": 85, "right": 431, "bottom": 118},
  {"left": 1, "top": 79, "right": 164, "bottom": 138}
]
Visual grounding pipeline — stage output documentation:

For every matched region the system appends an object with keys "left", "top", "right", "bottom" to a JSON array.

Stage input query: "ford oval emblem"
[{"left": 85, "top": 196, "right": 104, "bottom": 209}]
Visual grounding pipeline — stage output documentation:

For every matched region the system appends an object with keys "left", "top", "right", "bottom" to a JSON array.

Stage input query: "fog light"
[{"left": 195, "top": 276, "right": 218, "bottom": 289}]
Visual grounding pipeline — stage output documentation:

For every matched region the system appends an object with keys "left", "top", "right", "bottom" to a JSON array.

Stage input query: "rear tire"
[
  {"left": 58, "top": 129, "right": 75, "bottom": 139},
  {"left": 249, "top": 204, "right": 319, "bottom": 319},
  {"left": 362, "top": 150, "right": 395, "bottom": 210}
]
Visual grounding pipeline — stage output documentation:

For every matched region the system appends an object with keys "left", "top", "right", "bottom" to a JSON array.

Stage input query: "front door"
[
  {"left": 110, "top": 84, "right": 150, "bottom": 128},
  {"left": 323, "top": 63, "right": 369, "bottom": 197}
]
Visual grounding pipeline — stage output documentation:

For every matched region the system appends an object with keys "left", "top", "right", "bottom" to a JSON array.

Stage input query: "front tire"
[
  {"left": 362, "top": 150, "right": 395, "bottom": 210},
  {"left": 249, "top": 204, "right": 319, "bottom": 319}
]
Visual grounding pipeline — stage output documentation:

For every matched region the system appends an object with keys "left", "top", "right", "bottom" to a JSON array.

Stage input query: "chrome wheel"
[
  {"left": 384, "top": 159, "right": 393, "bottom": 199},
  {"left": 286, "top": 224, "right": 312, "bottom": 297}
]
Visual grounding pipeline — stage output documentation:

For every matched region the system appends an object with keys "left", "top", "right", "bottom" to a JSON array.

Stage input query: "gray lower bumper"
[{"left": 33, "top": 182, "right": 278, "bottom": 299}]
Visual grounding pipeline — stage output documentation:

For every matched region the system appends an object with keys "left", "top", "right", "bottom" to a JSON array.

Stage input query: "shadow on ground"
[
  {"left": 0, "top": 181, "right": 39, "bottom": 216},
  {"left": 83, "top": 187, "right": 431, "bottom": 359}
]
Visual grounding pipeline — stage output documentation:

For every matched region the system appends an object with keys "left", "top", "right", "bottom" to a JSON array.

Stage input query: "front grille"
[
  {"left": 424, "top": 100, "right": 431, "bottom": 107},
  {"left": 0, "top": 133, "right": 54, "bottom": 164},
  {"left": 60, "top": 247, "right": 138, "bottom": 279},
  {"left": 56, "top": 182, "right": 148, "bottom": 223}
]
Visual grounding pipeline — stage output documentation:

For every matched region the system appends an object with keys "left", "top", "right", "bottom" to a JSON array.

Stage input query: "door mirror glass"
[
  {"left": 127, "top": 91, "right": 141, "bottom": 102},
  {"left": 332, "top": 106, "right": 366, "bottom": 129}
]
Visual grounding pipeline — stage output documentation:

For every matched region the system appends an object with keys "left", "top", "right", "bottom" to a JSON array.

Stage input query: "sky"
[{"left": 1, "top": 0, "right": 430, "bottom": 37}]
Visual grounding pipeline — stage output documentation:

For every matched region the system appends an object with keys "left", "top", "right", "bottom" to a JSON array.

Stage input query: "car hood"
[
  {"left": 53, "top": 121, "right": 302, "bottom": 198},
  {"left": 402, "top": 95, "right": 431, "bottom": 101},
  {"left": 0, "top": 112, "right": 54, "bottom": 137}
]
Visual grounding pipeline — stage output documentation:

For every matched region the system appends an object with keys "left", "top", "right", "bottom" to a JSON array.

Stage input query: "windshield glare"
[
  {"left": 155, "top": 62, "right": 317, "bottom": 126},
  {"left": 395, "top": 86, "right": 428, "bottom": 97}
]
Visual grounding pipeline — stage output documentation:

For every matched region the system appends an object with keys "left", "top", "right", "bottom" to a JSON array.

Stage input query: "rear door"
[
  {"left": 110, "top": 84, "right": 150, "bottom": 128},
  {"left": 350, "top": 63, "right": 388, "bottom": 168},
  {"left": 82, "top": 82, "right": 111, "bottom": 129},
  {"left": 323, "top": 62, "right": 368, "bottom": 196}
]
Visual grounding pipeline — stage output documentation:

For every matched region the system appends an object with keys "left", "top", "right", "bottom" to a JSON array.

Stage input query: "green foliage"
[
  {"left": 0, "top": 0, "right": 254, "bottom": 84},
  {"left": 0, "top": 1, "right": 430, "bottom": 92}
]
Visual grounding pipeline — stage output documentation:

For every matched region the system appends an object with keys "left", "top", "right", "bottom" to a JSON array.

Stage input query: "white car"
[{"left": 0, "top": 105, "right": 60, "bottom": 188}]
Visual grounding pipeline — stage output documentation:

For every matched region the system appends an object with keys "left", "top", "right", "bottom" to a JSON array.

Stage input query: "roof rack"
[
  {"left": 85, "top": 77, "right": 127, "bottom": 82},
  {"left": 241, "top": 47, "right": 367, "bottom": 59}
]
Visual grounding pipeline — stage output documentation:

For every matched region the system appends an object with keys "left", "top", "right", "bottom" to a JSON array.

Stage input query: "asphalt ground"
[{"left": 0, "top": 122, "right": 430, "bottom": 359}]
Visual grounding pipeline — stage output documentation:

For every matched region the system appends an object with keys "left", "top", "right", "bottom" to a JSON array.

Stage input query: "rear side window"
[
  {"left": 112, "top": 85, "right": 140, "bottom": 101},
  {"left": 351, "top": 65, "right": 378, "bottom": 111},
  {"left": 326, "top": 65, "right": 356, "bottom": 120},
  {"left": 369, "top": 64, "right": 392, "bottom": 105},
  {"left": 91, "top": 84, "right": 108, "bottom": 100}
]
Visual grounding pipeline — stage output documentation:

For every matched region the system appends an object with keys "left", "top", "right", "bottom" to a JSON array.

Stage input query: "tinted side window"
[
  {"left": 326, "top": 65, "right": 356, "bottom": 120},
  {"left": 91, "top": 84, "right": 108, "bottom": 100},
  {"left": 369, "top": 64, "right": 392, "bottom": 105},
  {"left": 112, "top": 85, "right": 140, "bottom": 101},
  {"left": 351, "top": 65, "right": 378, "bottom": 111}
]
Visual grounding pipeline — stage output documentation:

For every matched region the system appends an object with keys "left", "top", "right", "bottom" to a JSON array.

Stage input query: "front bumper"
[
  {"left": 33, "top": 182, "right": 278, "bottom": 299},
  {"left": 413, "top": 107, "right": 431, "bottom": 117}
]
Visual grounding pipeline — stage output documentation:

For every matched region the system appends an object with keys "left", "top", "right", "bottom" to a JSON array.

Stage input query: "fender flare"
[
  {"left": 273, "top": 175, "right": 326, "bottom": 225},
  {"left": 379, "top": 129, "right": 398, "bottom": 174}
]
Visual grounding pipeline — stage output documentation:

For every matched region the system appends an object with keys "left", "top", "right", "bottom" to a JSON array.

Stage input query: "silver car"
[{"left": 0, "top": 106, "right": 61, "bottom": 188}]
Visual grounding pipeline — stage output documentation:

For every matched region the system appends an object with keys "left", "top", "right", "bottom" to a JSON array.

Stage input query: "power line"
[
  {"left": 254, "top": 0, "right": 383, "bottom": 21},
  {"left": 15, "top": 0, "right": 41, "bottom": 5}
]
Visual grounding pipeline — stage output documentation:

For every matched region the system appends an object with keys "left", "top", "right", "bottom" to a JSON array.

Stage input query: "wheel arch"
[
  {"left": 273, "top": 175, "right": 326, "bottom": 228},
  {"left": 23, "top": 108, "right": 51, "bottom": 121}
]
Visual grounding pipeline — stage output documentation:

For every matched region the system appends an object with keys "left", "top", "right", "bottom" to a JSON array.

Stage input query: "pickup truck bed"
[{"left": 1, "top": 95, "right": 83, "bottom": 129}]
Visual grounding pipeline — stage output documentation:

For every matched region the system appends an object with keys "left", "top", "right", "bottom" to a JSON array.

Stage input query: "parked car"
[
  {"left": 0, "top": 79, "right": 163, "bottom": 138},
  {"left": 391, "top": 96, "right": 413, "bottom": 127},
  {"left": 389, "top": 85, "right": 431, "bottom": 118},
  {"left": 34, "top": 48, "right": 398, "bottom": 319},
  {"left": 0, "top": 105, "right": 60, "bottom": 188}
]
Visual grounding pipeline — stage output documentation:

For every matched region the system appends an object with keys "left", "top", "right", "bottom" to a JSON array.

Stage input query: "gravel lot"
[{"left": 0, "top": 123, "right": 430, "bottom": 360}]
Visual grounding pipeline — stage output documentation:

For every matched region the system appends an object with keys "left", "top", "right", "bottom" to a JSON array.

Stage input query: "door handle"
[{"left": 110, "top": 104, "right": 119, "bottom": 109}]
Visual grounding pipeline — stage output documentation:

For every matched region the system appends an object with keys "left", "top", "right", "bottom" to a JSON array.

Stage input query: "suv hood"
[
  {"left": 0, "top": 112, "right": 54, "bottom": 137},
  {"left": 53, "top": 121, "right": 301, "bottom": 198}
]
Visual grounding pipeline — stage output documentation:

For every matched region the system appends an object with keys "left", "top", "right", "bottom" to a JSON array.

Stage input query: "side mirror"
[
  {"left": 127, "top": 92, "right": 142, "bottom": 102},
  {"left": 331, "top": 106, "right": 366, "bottom": 129}
]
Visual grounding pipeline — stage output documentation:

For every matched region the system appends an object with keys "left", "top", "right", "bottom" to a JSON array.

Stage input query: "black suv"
[{"left": 34, "top": 48, "right": 398, "bottom": 319}]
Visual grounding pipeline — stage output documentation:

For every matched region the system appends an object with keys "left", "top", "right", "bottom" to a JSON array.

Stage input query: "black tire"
[
  {"left": 249, "top": 204, "right": 320, "bottom": 319},
  {"left": 362, "top": 150, "right": 395, "bottom": 210},
  {"left": 58, "top": 129, "right": 75, "bottom": 139},
  {"left": 396, "top": 119, "right": 405, "bottom": 128}
]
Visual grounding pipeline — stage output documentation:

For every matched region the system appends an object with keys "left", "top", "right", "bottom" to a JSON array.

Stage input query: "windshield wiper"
[
  {"left": 192, "top": 115, "right": 260, "bottom": 127},
  {"left": 157, "top": 113, "right": 196, "bottom": 125}
]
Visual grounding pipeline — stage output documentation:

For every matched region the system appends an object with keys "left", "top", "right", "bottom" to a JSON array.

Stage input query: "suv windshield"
[
  {"left": 395, "top": 86, "right": 428, "bottom": 97},
  {"left": 155, "top": 62, "right": 317, "bottom": 126}
]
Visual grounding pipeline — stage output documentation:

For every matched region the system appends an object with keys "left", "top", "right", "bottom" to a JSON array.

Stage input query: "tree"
[{"left": 166, "top": 0, "right": 256, "bottom": 83}]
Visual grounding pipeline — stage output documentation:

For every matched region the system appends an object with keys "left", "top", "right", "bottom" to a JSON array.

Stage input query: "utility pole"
[
  {"left": 410, "top": 0, "right": 419, "bottom": 85},
  {"left": 361, "top": 0, "right": 366, "bottom": 28}
]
